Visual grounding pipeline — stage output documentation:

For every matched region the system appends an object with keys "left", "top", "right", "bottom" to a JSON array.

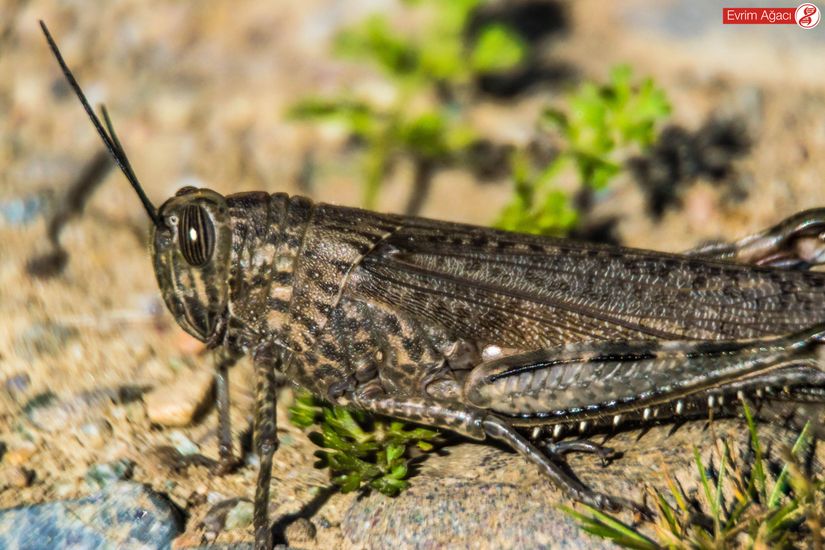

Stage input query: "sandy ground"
[{"left": 2, "top": 1, "right": 825, "bottom": 547}]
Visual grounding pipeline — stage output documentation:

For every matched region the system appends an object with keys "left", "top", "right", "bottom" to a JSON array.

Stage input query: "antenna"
[{"left": 39, "top": 21, "right": 161, "bottom": 228}]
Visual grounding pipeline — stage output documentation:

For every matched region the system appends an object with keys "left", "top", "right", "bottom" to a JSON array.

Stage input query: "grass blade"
[{"left": 768, "top": 421, "right": 811, "bottom": 507}]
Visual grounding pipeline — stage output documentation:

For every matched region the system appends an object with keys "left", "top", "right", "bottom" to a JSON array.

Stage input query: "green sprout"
[
  {"left": 497, "top": 65, "right": 671, "bottom": 236},
  {"left": 495, "top": 148, "right": 580, "bottom": 236},
  {"left": 289, "top": 0, "right": 526, "bottom": 214},
  {"left": 561, "top": 402, "right": 824, "bottom": 549},
  {"left": 288, "top": 390, "right": 438, "bottom": 496}
]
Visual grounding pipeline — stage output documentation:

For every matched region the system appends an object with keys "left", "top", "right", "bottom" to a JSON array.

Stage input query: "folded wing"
[{"left": 348, "top": 219, "right": 825, "bottom": 349}]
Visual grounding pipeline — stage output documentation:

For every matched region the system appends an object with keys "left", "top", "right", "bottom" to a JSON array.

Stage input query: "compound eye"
[{"left": 178, "top": 204, "right": 215, "bottom": 267}]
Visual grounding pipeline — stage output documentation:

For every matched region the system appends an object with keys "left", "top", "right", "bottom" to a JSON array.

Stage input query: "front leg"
[
  {"left": 214, "top": 351, "right": 242, "bottom": 473},
  {"left": 154, "top": 350, "right": 244, "bottom": 474},
  {"left": 251, "top": 347, "right": 281, "bottom": 550}
]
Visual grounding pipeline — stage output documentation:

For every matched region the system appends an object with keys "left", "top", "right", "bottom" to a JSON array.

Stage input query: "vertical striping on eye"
[{"left": 179, "top": 204, "right": 215, "bottom": 266}]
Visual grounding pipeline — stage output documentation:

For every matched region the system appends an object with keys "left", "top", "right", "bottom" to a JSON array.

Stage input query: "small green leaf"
[
  {"left": 470, "top": 24, "right": 527, "bottom": 72},
  {"left": 336, "top": 472, "right": 362, "bottom": 493},
  {"left": 386, "top": 443, "right": 404, "bottom": 464},
  {"left": 558, "top": 505, "right": 659, "bottom": 550},
  {"left": 371, "top": 475, "right": 409, "bottom": 496},
  {"left": 654, "top": 489, "right": 679, "bottom": 535},
  {"left": 334, "top": 15, "right": 418, "bottom": 77},
  {"left": 288, "top": 389, "right": 437, "bottom": 496},
  {"left": 389, "top": 462, "right": 408, "bottom": 480},
  {"left": 542, "top": 108, "right": 568, "bottom": 131},
  {"left": 693, "top": 447, "right": 715, "bottom": 514},
  {"left": 768, "top": 421, "right": 811, "bottom": 507},
  {"left": 742, "top": 400, "right": 767, "bottom": 497}
]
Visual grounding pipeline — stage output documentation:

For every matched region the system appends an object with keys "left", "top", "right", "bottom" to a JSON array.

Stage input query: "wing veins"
[{"left": 362, "top": 256, "right": 684, "bottom": 340}]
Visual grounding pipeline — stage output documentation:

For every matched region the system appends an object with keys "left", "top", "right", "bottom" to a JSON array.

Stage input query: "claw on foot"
[
  {"left": 580, "top": 490, "right": 652, "bottom": 519},
  {"left": 153, "top": 445, "right": 242, "bottom": 475},
  {"left": 543, "top": 439, "right": 621, "bottom": 466}
]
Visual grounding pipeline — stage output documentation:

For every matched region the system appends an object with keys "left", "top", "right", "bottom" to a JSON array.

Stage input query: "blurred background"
[{"left": 2, "top": 0, "right": 825, "bottom": 547}]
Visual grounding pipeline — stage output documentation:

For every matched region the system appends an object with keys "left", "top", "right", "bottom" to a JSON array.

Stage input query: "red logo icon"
[{"left": 796, "top": 3, "right": 821, "bottom": 28}]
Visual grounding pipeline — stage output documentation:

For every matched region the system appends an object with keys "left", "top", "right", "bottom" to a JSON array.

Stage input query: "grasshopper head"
[
  {"left": 153, "top": 187, "right": 233, "bottom": 343},
  {"left": 40, "top": 24, "right": 234, "bottom": 344}
]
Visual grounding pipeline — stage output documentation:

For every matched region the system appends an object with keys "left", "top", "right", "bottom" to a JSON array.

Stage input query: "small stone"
[
  {"left": 285, "top": 517, "right": 317, "bottom": 545},
  {"left": 174, "top": 330, "right": 205, "bottom": 355},
  {"left": 5, "top": 441, "right": 36, "bottom": 466},
  {"left": 168, "top": 431, "right": 199, "bottom": 456},
  {"left": 21, "top": 392, "right": 63, "bottom": 430},
  {"left": 78, "top": 420, "right": 113, "bottom": 449},
  {"left": 0, "top": 194, "right": 46, "bottom": 227},
  {"left": 144, "top": 369, "right": 214, "bottom": 427},
  {"left": 0, "top": 482, "right": 183, "bottom": 548},
  {"left": 24, "top": 387, "right": 147, "bottom": 433},
  {"left": 13, "top": 322, "right": 77, "bottom": 361},
  {"left": 316, "top": 515, "right": 332, "bottom": 529},
  {"left": 206, "top": 491, "right": 227, "bottom": 505},
  {"left": 224, "top": 500, "right": 254, "bottom": 530},
  {"left": 85, "top": 459, "right": 135, "bottom": 489},
  {"left": 4, "top": 373, "right": 30, "bottom": 400},
  {"left": 124, "top": 401, "right": 146, "bottom": 423},
  {"left": 244, "top": 452, "right": 260, "bottom": 469},
  {"left": 7, "top": 466, "right": 34, "bottom": 488}
]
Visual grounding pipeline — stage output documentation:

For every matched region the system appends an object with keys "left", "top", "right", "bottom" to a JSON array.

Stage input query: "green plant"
[
  {"left": 496, "top": 66, "right": 671, "bottom": 236},
  {"left": 561, "top": 403, "right": 824, "bottom": 549},
  {"left": 289, "top": 0, "right": 526, "bottom": 214},
  {"left": 288, "top": 390, "right": 438, "bottom": 496},
  {"left": 495, "top": 148, "right": 579, "bottom": 236}
]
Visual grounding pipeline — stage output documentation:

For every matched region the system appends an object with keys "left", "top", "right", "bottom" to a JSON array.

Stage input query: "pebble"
[
  {"left": 284, "top": 517, "right": 317, "bottom": 545},
  {"left": 4, "top": 373, "right": 30, "bottom": 400},
  {"left": 23, "top": 386, "right": 147, "bottom": 433},
  {"left": 0, "top": 482, "right": 183, "bottom": 548},
  {"left": 77, "top": 420, "right": 113, "bottom": 449},
  {"left": 22, "top": 392, "right": 67, "bottom": 431},
  {"left": 85, "top": 459, "right": 135, "bottom": 489},
  {"left": 13, "top": 322, "right": 78, "bottom": 361},
  {"left": 169, "top": 430, "right": 200, "bottom": 456},
  {"left": 144, "top": 369, "right": 214, "bottom": 427},
  {"left": 207, "top": 491, "right": 227, "bottom": 505},
  {"left": 4, "top": 441, "right": 36, "bottom": 466},
  {"left": 174, "top": 329, "right": 205, "bottom": 355},
  {"left": 224, "top": 500, "right": 254, "bottom": 530},
  {"left": 4, "top": 466, "right": 34, "bottom": 488},
  {"left": 0, "top": 194, "right": 46, "bottom": 227},
  {"left": 125, "top": 401, "right": 147, "bottom": 423}
]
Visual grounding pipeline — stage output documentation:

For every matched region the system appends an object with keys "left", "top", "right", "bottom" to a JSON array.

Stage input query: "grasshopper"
[{"left": 40, "top": 22, "right": 825, "bottom": 549}]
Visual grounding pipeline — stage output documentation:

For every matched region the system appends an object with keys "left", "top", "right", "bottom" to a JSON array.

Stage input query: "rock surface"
[
  {"left": 0, "top": 482, "right": 183, "bottom": 549},
  {"left": 342, "top": 420, "right": 824, "bottom": 549}
]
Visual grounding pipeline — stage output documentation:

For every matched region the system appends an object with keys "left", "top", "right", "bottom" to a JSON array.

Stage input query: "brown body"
[{"left": 154, "top": 189, "right": 825, "bottom": 435}]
